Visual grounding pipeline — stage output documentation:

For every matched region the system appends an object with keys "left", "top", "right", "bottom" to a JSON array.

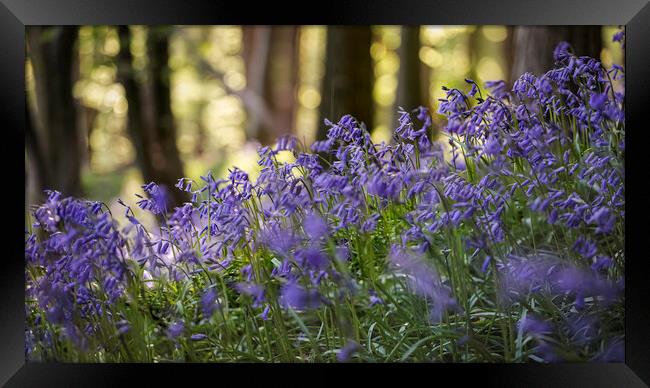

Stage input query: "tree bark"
[
  {"left": 509, "top": 26, "right": 602, "bottom": 84},
  {"left": 25, "top": 95, "right": 48, "bottom": 207},
  {"left": 396, "top": 26, "right": 424, "bottom": 112},
  {"left": 260, "top": 26, "right": 299, "bottom": 145},
  {"left": 26, "top": 26, "right": 81, "bottom": 199},
  {"left": 242, "top": 26, "right": 272, "bottom": 142},
  {"left": 318, "top": 26, "right": 373, "bottom": 140},
  {"left": 117, "top": 26, "right": 149, "bottom": 180},
  {"left": 241, "top": 26, "right": 299, "bottom": 145},
  {"left": 503, "top": 26, "right": 516, "bottom": 84},
  {"left": 468, "top": 27, "right": 482, "bottom": 84}
]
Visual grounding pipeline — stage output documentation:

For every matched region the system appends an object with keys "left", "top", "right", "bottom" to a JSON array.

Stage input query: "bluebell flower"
[
  {"left": 259, "top": 305, "right": 271, "bottom": 320},
  {"left": 592, "top": 338, "right": 624, "bottom": 362},
  {"left": 279, "top": 282, "right": 322, "bottom": 310},
  {"left": 201, "top": 288, "right": 219, "bottom": 319},
  {"left": 136, "top": 182, "right": 170, "bottom": 215},
  {"left": 485, "top": 80, "right": 508, "bottom": 100},
  {"left": 116, "top": 319, "right": 130, "bottom": 335},
  {"left": 234, "top": 282, "right": 265, "bottom": 307},
  {"left": 368, "top": 290, "right": 384, "bottom": 307},
  {"left": 589, "top": 93, "right": 607, "bottom": 111},
  {"left": 303, "top": 213, "right": 328, "bottom": 241},
  {"left": 388, "top": 245, "right": 460, "bottom": 322},
  {"left": 587, "top": 207, "right": 616, "bottom": 234},
  {"left": 167, "top": 320, "right": 185, "bottom": 340},
  {"left": 573, "top": 236, "right": 598, "bottom": 258},
  {"left": 295, "top": 247, "right": 329, "bottom": 271},
  {"left": 518, "top": 315, "right": 553, "bottom": 337},
  {"left": 337, "top": 340, "right": 360, "bottom": 362},
  {"left": 191, "top": 333, "right": 207, "bottom": 341},
  {"left": 612, "top": 29, "right": 625, "bottom": 47}
]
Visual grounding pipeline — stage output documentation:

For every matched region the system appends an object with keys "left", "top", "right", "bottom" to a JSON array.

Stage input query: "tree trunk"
[
  {"left": 27, "top": 26, "right": 81, "bottom": 199},
  {"left": 118, "top": 26, "right": 187, "bottom": 209},
  {"left": 503, "top": 26, "right": 516, "bottom": 84},
  {"left": 318, "top": 26, "right": 373, "bottom": 140},
  {"left": 117, "top": 26, "right": 149, "bottom": 181},
  {"left": 25, "top": 95, "right": 48, "bottom": 207},
  {"left": 241, "top": 26, "right": 272, "bottom": 142},
  {"left": 509, "top": 26, "right": 602, "bottom": 84},
  {"left": 259, "top": 26, "right": 299, "bottom": 145},
  {"left": 468, "top": 27, "right": 482, "bottom": 84},
  {"left": 397, "top": 26, "right": 424, "bottom": 112}
]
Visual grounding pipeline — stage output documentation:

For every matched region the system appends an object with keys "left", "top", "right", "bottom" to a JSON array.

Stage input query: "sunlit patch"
[
  {"left": 371, "top": 125, "right": 392, "bottom": 144},
  {"left": 477, "top": 57, "right": 504, "bottom": 83},
  {"left": 298, "top": 87, "right": 321, "bottom": 110},
  {"left": 481, "top": 26, "right": 507, "bottom": 43}
]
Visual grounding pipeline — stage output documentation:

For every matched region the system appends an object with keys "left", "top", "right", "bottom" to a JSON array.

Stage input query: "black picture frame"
[{"left": 2, "top": 0, "right": 648, "bottom": 386}]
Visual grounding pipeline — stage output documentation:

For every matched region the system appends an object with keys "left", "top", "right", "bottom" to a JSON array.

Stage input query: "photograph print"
[{"left": 24, "top": 25, "right": 625, "bottom": 363}]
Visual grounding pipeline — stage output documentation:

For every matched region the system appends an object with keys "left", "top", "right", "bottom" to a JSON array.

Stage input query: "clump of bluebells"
[{"left": 25, "top": 40, "right": 624, "bottom": 363}]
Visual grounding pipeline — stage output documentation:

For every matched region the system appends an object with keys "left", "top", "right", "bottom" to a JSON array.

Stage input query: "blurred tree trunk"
[
  {"left": 318, "top": 26, "right": 373, "bottom": 140},
  {"left": 397, "top": 26, "right": 424, "bottom": 112},
  {"left": 195, "top": 29, "right": 210, "bottom": 157},
  {"left": 118, "top": 26, "right": 186, "bottom": 209},
  {"left": 117, "top": 26, "right": 148, "bottom": 183},
  {"left": 25, "top": 96, "right": 48, "bottom": 207},
  {"left": 503, "top": 26, "right": 516, "bottom": 84},
  {"left": 26, "top": 26, "right": 81, "bottom": 201},
  {"left": 74, "top": 53, "right": 93, "bottom": 174},
  {"left": 241, "top": 26, "right": 299, "bottom": 145},
  {"left": 260, "top": 26, "right": 299, "bottom": 145},
  {"left": 242, "top": 26, "right": 272, "bottom": 142},
  {"left": 468, "top": 27, "right": 482, "bottom": 84},
  {"left": 509, "top": 26, "right": 602, "bottom": 84}
]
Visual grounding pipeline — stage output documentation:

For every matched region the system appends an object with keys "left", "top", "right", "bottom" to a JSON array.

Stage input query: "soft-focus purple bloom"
[
  {"left": 500, "top": 250, "right": 622, "bottom": 310},
  {"left": 452, "top": 156, "right": 466, "bottom": 171},
  {"left": 234, "top": 282, "right": 265, "bottom": 307},
  {"left": 64, "top": 323, "right": 87, "bottom": 351},
  {"left": 553, "top": 41, "right": 572, "bottom": 62},
  {"left": 563, "top": 312, "right": 599, "bottom": 347},
  {"left": 591, "top": 256, "right": 613, "bottom": 272},
  {"left": 587, "top": 207, "right": 616, "bottom": 234},
  {"left": 483, "top": 136, "right": 502, "bottom": 156},
  {"left": 303, "top": 213, "right": 329, "bottom": 240},
  {"left": 136, "top": 182, "right": 170, "bottom": 215},
  {"left": 279, "top": 282, "right": 322, "bottom": 310},
  {"left": 589, "top": 93, "right": 607, "bottom": 111},
  {"left": 593, "top": 338, "right": 624, "bottom": 362},
  {"left": 361, "top": 214, "right": 380, "bottom": 233},
  {"left": 116, "top": 320, "right": 130, "bottom": 335},
  {"left": 369, "top": 290, "right": 384, "bottom": 307},
  {"left": 259, "top": 304, "right": 271, "bottom": 320},
  {"left": 167, "top": 320, "right": 185, "bottom": 340},
  {"left": 337, "top": 340, "right": 360, "bottom": 362},
  {"left": 190, "top": 333, "right": 207, "bottom": 341},
  {"left": 259, "top": 223, "right": 300, "bottom": 257},
  {"left": 201, "top": 288, "right": 219, "bottom": 319},
  {"left": 612, "top": 29, "right": 625, "bottom": 48},
  {"left": 389, "top": 245, "right": 460, "bottom": 322},
  {"left": 275, "top": 135, "right": 297, "bottom": 152},
  {"left": 573, "top": 236, "right": 598, "bottom": 258},
  {"left": 295, "top": 247, "right": 329, "bottom": 271},
  {"left": 335, "top": 245, "right": 350, "bottom": 262},
  {"left": 518, "top": 315, "right": 553, "bottom": 336},
  {"left": 481, "top": 256, "right": 492, "bottom": 273},
  {"left": 533, "top": 342, "right": 562, "bottom": 363},
  {"left": 485, "top": 80, "right": 509, "bottom": 100}
]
